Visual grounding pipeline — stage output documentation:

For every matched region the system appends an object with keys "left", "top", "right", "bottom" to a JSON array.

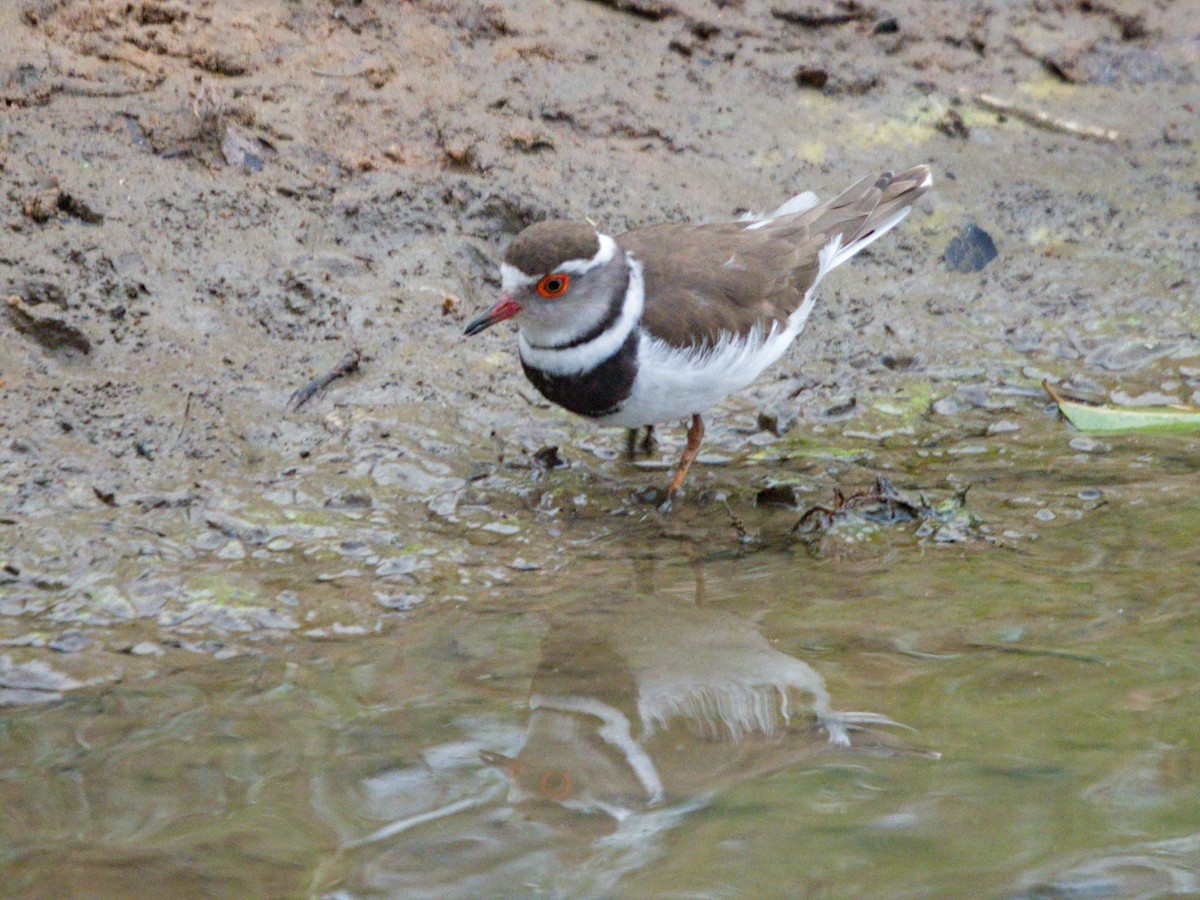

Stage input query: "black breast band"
[{"left": 521, "top": 330, "right": 639, "bottom": 419}]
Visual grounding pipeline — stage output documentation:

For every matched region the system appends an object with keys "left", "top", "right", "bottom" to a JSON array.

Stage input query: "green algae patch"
[
  {"left": 871, "top": 381, "right": 936, "bottom": 425},
  {"left": 751, "top": 437, "right": 872, "bottom": 463}
]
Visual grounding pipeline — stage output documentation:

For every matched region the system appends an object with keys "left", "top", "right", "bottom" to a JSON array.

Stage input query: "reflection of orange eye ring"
[
  {"left": 538, "top": 769, "right": 572, "bottom": 800},
  {"left": 537, "top": 273, "right": 570, "bottom": 298}
]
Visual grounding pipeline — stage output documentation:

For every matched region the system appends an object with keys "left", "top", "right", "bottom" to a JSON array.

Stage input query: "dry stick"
[
  {"left": 582, "top": 0, "right": 677, "bottom": 22},
  {"left": 287, "top": 349, "right": 363, "bottom": 412},
  {"left": 178, "top": 391, "right": 194, "bottom": 439},
  {"left": 1042, "top": 379, "right": 1068, "bottom": 407},
  {"left": 973, "top": 92, "right": 1119, "bottom": 143},
  {"left": 310, "top": 69, "right": 368, "bottom": 79},
  {"left": 55, "top": 76, "right": 162, "bottom": 98}
]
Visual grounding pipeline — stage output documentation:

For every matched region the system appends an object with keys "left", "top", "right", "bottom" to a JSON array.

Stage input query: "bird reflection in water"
[{"left": 479, "top": 596, "right": 906, "bottom": 822}]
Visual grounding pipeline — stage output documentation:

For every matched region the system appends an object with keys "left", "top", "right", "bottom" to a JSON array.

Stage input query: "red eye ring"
[
  {"left": 537, "top": 273, "right": 570, "bottom": 298},
  {"left": 538, "top": 769, "right": 572, "bottom": 800}
]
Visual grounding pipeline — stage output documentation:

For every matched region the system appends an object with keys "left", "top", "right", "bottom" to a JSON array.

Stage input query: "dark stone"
[
  {"left": 756, "top": 407, "right": 798, "bottom": 436},
  {"left": 944, "top": 224, "right": 999, "bottom": 273},
  {"left": 756, "top": 484, "right": 800, "bottom": 507},
  {"left": 532, "top": 446, "right": 567, "bottom": 469},
  {"left": 48, "top": 631, "right": 90, "bottom": 653},
  {"left": 937, "top": 108, "right": 970, "bottom": 140},
  {"left": 794, "top": 67, "right": 829, "bottom": 89}
]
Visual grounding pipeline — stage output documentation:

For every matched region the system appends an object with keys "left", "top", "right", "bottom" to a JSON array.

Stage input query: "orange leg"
[{"left": 662, "top": 414, "right": 705, "bottom": 509}]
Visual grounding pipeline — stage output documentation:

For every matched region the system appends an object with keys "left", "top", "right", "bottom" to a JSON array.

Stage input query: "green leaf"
[{"left": 1044, "top": 381, "right": 1200, "bottom": 434}]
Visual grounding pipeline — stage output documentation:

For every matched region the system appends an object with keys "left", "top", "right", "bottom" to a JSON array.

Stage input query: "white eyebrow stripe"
[
  {"left": 557, "top": 233, "right": 617, "bottom": 274},
  {"left": 500, "top": 263, "right": 537, "bottom": 293}
]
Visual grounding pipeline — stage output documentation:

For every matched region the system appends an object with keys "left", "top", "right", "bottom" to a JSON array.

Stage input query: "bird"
[{"left": 464, "top": 165, "right": 932, "bottom": 508}]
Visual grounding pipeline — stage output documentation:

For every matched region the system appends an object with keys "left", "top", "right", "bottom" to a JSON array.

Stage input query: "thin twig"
[
  {"left": 722, "top": 500, "right": 757, "bottom": 544},
  {"left": 178, "top": 391, "right": 194, "bottom": 439},
  {"left": 311, "top": 68, "right": 367, "bottom": 79},
  {"left": 1042, "top": 379, "right": 1067, "bottom": 406},
  {"left": 286, "top": 349, "right": 363, "bottom": 412},
  {"left": 973, "top": 92, "right": 1119, "bottom": 143}
]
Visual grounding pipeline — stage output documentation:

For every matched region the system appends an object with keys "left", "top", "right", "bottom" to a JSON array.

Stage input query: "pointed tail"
[
  {"left": 767, "top": 165, "right": 933, "bottom": 271},
  {"left": 814, "top": 165, "right": 933, "bottom": 267}
]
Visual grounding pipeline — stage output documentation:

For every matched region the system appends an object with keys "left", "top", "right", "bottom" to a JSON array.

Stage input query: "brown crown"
[{"left": 504, "top": 220, "right": 600, "bottom": 275}]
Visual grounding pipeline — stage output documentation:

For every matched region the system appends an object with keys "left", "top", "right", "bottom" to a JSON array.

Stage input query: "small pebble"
[
  {"left": 756, "top": 408, "right": 797, "bottom": 436},
  {"left": 820, "top": 396, "right": 857, "bottom": 421},
  {"left": 48, "top": 631, "right": 89, "bottom": 653},
  {"left": 1035, "top": 508, "right": 1056, "bottom": 521},
  {"left": 266, "top": 538, "right": 294, "bottom": 551},
  {"left": 216, "top": 540, "right": 246, "bottom": 560},
  {"left": 955, "top": 384, "right": 990, "bottom": 408},
  {"left": 1077, "top": 488, "right": 1103, "bottom": 501},
  {"left": 1064, "top": 375, "right": 1105, "bottom": 395},
  {"left": 1111, "top": 390, "right": 1179, "bottom": 407},
  {"left": 376, "top": 556, "right": 420, "bottom": 577},
  {"left": 932, "top": 396, "right": 967, "bottom": 416},
  {"left": 1069, "top": 437, "right": 1099, "bottom": 452},
  {"left": 987, "top": 420, "right": 1020, "bottom": 435},
  {"left": 508, "top": 558, "right": 540, "bottom": 571},
  {"left": 1022, "top": 366, "right": 1058, "bottom": 384},
  {"left": 128, "top": 641, "right": 163, "bottom": 656},
  {"left": 0, "top": 633, "right": 43, "bottom": 647},
  {"left": 481, "top": 522, "right": 520, "bottom": 535},
  {"left": 375, "top": 592, "right": 422, "bottom": 610},
  {"left": 317, "top": 569, "right": 362, "bottom": 581},
  {"left": 193, "top": 531, "right": 226, "bottom": 551}
]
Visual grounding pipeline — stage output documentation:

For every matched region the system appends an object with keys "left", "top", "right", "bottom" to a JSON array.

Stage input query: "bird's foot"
[
  {"left": 640, "top": 425, "right": 658, "bottom": 457},
  {"left": 626, "top": 425, "right": 658, "bottom": 461}
]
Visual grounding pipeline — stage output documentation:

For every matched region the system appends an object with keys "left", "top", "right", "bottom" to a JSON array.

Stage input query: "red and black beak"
[{"left": 464, "top": 295, "right": 521, "bottom": 336}]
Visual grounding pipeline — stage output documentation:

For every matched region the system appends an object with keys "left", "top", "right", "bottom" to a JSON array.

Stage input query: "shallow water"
[{"left": 4, "top": 412, "right": 1199, "bottom": 899}]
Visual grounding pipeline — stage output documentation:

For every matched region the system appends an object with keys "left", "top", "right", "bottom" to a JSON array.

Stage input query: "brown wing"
[{"left": 620, "top": 165, "right": 930, "bottom": 350}]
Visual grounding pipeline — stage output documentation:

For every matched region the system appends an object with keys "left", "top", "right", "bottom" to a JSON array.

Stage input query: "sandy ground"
[{"left": 1, "top": 0, "right": 1198, "bottom": 671}]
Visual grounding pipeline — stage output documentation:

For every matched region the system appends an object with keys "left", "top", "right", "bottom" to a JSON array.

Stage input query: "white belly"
[{"left": 596, "top": 325, "right": 799, "bottom": 427}]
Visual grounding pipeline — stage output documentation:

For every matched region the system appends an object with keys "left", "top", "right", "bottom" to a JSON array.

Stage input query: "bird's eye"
[
  {"left": 538, "top": 769, "right": 572, "bottom": 800},
  {"left": 537, "top": 273, "right": 570, "bottom": 298}
]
